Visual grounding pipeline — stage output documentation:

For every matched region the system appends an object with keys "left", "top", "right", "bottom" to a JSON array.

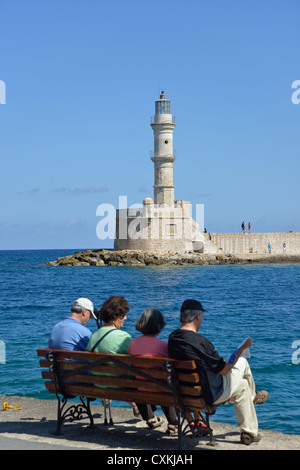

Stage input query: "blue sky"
[{"left": 0, "top": 0, "right": 299, "bottom": 249}]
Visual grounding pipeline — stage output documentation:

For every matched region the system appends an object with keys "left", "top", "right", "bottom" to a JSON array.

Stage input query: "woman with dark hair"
[
  {"left": 86, "top": 295, "right": 139, "bottom": 417},
  {"left": 87, "top": 296, "right": 131, "bottom": 354},
  {"left": 128, "top": 307, "right": 178, "bottom": 435}
]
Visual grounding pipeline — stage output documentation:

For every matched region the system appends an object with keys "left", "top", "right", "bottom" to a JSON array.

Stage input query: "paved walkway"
[{"left": 0, "top": 395, "right": 299, "bottom": 451}]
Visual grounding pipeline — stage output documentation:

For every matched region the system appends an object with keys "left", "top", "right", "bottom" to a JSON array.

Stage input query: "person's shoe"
[
  {"left": 196, "top": 420, "right": 210, "bottom": 436},
  {"left": 147, "top": 415, "right": 164, "bottom": 429},
  {"left": 253, "top": 390, "right": 269, "bottom": 405},
  {"left": 166, "top": 423, "right": 178, "bottom": 435},
  {"left": 188, "top": 420, "right": 209, "bottom": 437},
  {"left": 240, "top": 432, "right": 261, "bottom": 445}
]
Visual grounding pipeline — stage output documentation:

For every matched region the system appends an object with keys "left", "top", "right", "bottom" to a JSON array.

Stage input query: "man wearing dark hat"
[{"left": 168, "top": 299, "right": 268, "bottom": 445}]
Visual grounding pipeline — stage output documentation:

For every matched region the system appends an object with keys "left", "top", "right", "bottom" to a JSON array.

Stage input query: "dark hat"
[{"left": 180, "top": 299, "right": 206, "bottom": 313}]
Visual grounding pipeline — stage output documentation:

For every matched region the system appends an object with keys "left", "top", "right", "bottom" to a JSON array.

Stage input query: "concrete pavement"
[{"left": 1, "top": 395, "right": 299, "bottom": 451}]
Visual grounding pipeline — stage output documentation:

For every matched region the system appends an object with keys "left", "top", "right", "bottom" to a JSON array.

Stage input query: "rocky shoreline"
[{"left": 46, "top": 249, "right": 300, "bottom": 267}]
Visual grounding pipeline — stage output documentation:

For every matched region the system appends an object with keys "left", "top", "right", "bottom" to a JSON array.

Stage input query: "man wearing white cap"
[{"left": 48, "top": 298, "right": 96, "bottom": 351}]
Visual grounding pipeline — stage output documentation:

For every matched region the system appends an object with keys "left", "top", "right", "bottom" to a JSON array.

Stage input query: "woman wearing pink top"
[{"left": 128, "top": 307, "right": 178, "bottom": 435}]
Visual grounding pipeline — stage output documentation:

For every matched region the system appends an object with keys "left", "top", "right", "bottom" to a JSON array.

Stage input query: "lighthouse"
[
  {"left": 151, "top": 90, "right": 176, "bottom": 206},
  {"left": 113, "top": 89, "right": 211, "bottom": 254}
]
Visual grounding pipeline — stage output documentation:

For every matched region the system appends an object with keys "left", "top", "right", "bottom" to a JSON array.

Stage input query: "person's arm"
[{"left": 219, "top": 337, "right": 253, "bottom": 376}]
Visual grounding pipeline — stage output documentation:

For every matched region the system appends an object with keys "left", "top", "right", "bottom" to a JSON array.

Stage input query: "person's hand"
[{"left": 244, "top": 337, "right": 253, "bottom": 349}]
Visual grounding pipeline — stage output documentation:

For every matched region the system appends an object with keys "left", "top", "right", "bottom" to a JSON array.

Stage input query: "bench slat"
[
  {"left": 41, "top": 371, "right": 202, "bottom": 396},
  {"left": 44, "top": 382, "right": 206, "bottom": 411},
  {"left": 41, "top": 372, "right": 169, "bottom": 392},
  {"left": 39, "top": 360, "right": 200, "bottom": 384},
  {"left": 37, "top": 349, "right": 197, "bottom": 371}
]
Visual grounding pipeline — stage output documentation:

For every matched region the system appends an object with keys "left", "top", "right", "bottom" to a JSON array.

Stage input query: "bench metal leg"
[
  {"left": 177, "top": 411, "right": 184, "bottom": 449},
  {"left": 102, "top": 399, "right": 113, "bottom": 425},
  {"left": 53, "top": 396, "right": 96, "bottom": 435},
  {"left": 177, "top": 410, "right": 197, "bottom": 449},
  {"left": 204, "top": 412, "right": 217, "bottom": 446}
]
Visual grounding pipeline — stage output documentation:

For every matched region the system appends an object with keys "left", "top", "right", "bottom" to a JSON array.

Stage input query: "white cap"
[{"left": 72, "top": 298, "right": 96, "bottom": 319}]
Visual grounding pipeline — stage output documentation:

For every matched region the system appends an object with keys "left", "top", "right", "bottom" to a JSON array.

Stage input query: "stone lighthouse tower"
[
  {"left": 151, "top": 90, "right": 176, "bottom": 207},
  {"left": 114, "top": 90, "right": 214, "bottom": 254}
]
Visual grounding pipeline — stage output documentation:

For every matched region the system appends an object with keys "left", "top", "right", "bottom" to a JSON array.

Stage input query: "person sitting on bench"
[
  {"left": 48, "top": 298, "right": 96, "bottom": 351},
  {"left": 86, "top": 295, "right": 139, "bottom": 418},
  {"left": 168, "top": 299, "right": 269, "bottom": 445},
  {"left": 129, "top": 307, "right": 178, "bottom": 434}
]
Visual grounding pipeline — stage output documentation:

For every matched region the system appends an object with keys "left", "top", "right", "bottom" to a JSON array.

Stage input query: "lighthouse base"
[{"left": 114, "top": 199, "right": 218, "bottom": 255}]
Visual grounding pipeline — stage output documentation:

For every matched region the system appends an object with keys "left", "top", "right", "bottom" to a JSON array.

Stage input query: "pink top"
[{"left": 128, "top": 335, "right": 168, "bottom": 358}]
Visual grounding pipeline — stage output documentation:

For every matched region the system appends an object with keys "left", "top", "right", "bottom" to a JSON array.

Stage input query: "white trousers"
[{"left": 213, "top": 357, "right": 258, "bottom": 436}]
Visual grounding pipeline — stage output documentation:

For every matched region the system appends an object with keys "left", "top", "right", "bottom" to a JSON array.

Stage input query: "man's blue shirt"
[{"left": 48, "top": 317, "right": 92, "bottom": 351}]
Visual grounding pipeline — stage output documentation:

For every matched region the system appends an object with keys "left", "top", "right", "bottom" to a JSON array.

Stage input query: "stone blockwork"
[
  {"left": 207, "top": 232, "right": 300, "bottom": 254},
  {"left": 114, "top": 199, "right": 199, "bottom": 253}
]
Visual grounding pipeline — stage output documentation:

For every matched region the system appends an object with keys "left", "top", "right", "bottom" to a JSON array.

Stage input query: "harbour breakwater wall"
[
  {"left": 206, "top": 232, "right": 300, "bottom": 255},
  {"left": 46, "top": 233, "right": 300, "bottom": 267},
  {"left": 47, "top": 249, "right": 300, "bottom": 267}
]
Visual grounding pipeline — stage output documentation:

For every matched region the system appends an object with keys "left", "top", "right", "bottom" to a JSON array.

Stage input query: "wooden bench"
[{"left": 37, "top": 348, "right": 217, "bottom": 448}]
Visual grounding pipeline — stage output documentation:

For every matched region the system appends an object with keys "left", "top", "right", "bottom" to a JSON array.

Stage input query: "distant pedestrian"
[
  {"left": 283, "top": 243, "right": 286, "bottom": 253},
  {"left": 241, "top": 221, "right": 245, "bottom": 233},
  {"left": 268, "top": 243, "right": 272, "bottom": 254},
  {"left": 248, "top": 222, "right": 251, "bottom": 233}
]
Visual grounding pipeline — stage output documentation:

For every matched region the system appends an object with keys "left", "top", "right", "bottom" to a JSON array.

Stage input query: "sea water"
[{"left": 0, "top": 250, "right": 299, "bottom": 435}]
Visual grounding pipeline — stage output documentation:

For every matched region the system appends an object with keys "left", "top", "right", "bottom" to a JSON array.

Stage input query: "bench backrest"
[{"left": 37, "top": 349, "right": 207, "bottom": 411}]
